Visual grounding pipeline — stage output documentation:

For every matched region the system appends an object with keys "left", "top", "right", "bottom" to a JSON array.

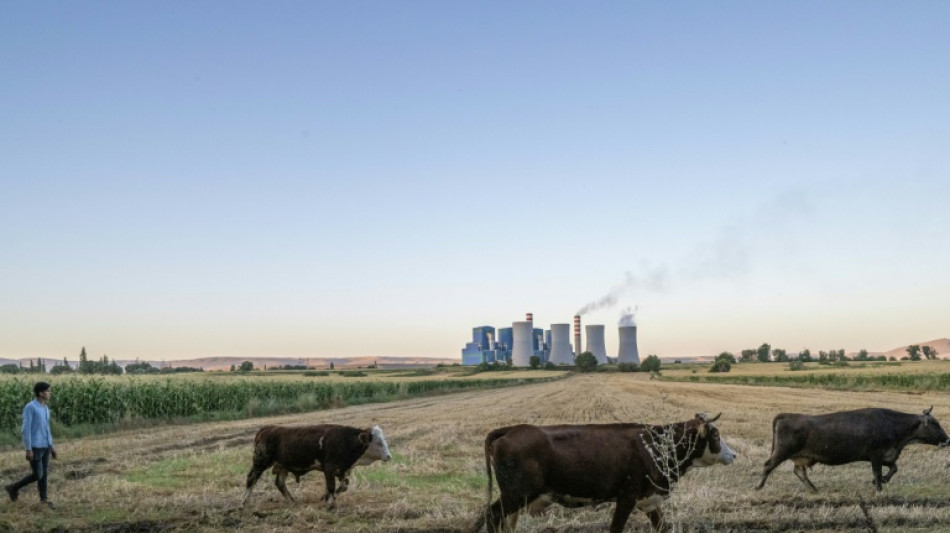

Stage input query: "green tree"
[
  {"left": 922, "top": 346, "right": 938, "bottom": 360},
  {"left": 529, "top": 355, "right": 540, "bottom": 369},
  {"left": 641, "top": 354, "right": 662, "bottom": 373},
  {"left": 740, "top": 349, "right": 756, "bottom": 362},
  {"left": 709, "top": 353, "right": 732, "bottom": 373},
  {"left": 906, "top": 345, "right": 921, "bottom": 361},
  {"left": 79, "top": 346, "right": 91, "bottom": 374},
  {"left": 856, "top": 349, "right": 869, "bottom": 361},
  {"left": 757, "top": 343, "right": 772, "bottom": 363},
  {"left": 126, "top": 361, "right": 159, "bottom": 374},
  {"left": 773, "top": 349, "right": 788, "bottom": 362},
  {"left": 574, "top": 352, "right": 598, "bottom": 372},
  {"left": 798, "top": 349, "right": 812, "bottom": 362},
  {"left": 239, "top": 361, "right": 254, "bottom": 372}
]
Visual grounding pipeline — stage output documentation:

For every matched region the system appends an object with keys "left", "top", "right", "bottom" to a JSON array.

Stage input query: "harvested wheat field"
[{"left": 3, "top": 373, "right": 950, "bottom": 532}]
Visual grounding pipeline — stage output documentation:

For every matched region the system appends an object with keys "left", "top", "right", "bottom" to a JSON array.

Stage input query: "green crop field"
[{"left": 0, "top": 369, "right": 566, "bottom": 445}]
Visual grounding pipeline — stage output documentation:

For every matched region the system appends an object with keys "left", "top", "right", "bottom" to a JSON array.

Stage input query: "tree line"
[
  {"left": 709, "top": 343, "right": 940, "bottom": 373},
  {"left": 1, "top": 347, "right": 203, "bottom": 375}
]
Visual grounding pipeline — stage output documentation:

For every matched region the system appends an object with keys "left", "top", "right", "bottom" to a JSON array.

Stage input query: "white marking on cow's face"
[
  {"left": 693, "top": 424, "right": 737, "bottom": 467},
  {"left": 357, "top": 425, "right": 392, "bottom": 465},
  {"left": 635, "top": 494, "right": 665, "bottom": 513}
]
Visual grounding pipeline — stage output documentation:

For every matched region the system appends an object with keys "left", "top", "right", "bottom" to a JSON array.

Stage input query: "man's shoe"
[
  {"left": 42, "top": 500, "right": 54, "bottom": 509},
  {"left": 4, "top": 484, "right": 17, "bottom": 502}
]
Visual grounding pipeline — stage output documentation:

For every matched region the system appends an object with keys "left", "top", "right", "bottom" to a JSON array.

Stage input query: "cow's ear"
[{"left": 359, "top": 431, "right": 372, "bottom": 444}]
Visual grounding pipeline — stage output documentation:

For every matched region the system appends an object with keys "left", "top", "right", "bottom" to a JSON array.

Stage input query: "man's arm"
[{"left": 22, "top": 403, "right": 34, "bottom": 460}]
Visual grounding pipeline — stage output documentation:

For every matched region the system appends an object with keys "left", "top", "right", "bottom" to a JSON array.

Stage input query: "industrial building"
[{"left": 460, "top": 312, "right": 641, "bottom": 367}]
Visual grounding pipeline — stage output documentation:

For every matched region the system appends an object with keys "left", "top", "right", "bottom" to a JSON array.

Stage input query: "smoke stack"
[
  {"left": 548, "top": 324, "right": 573, "bottom": 365},
  {"left": 573, "top": 315, "right": 581, "bottom": 359},
  {"left": 511, "top": 321, "right": 534, "bottom": 367},
  {"left": 526, "top": 312, "right": 533, "bottom": 322},
  {"left": 585, "top": 324, "right": 608, "bottom": 364},
  {"left": 617, "top": 326, "right": 640, "bottom": 364}
]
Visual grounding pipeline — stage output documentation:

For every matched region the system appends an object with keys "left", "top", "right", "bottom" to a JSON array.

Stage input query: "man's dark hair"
[{"left": 33, "top": 381, "right": 51, "bottom": 396}]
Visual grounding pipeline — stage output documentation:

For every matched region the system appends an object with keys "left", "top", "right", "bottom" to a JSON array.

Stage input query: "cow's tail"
[
  {"left": 769, "top": 416, "right": 781, "bottom": 455},
  {"left": 472, "top": 428, "right": 507, "bottom": 533}
]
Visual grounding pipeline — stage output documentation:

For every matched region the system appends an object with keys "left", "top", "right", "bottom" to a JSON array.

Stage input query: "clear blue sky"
[{"left": 2, "top": 2, "right": 948, "bottom": 360}]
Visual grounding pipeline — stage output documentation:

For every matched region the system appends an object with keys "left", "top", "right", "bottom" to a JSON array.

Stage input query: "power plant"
[
  {"left": 547, "top": 324, "right": 573, "bottom": 365},
  {"left": 460, "top": 311, "right": 641, "bottom": 367},
  {"left": 585, "top": 325, "right": 608, "bottom": 364},
  {"left": 617, "top": 325, "right": 640, "bottom": 364}
]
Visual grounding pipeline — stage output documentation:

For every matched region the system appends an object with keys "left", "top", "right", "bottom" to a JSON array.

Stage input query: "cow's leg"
[
  {"left": 485, "top": 499, "right": 505, "bottom": 533},
  {"left": 274, "top": 467, "right": 295, "bottom": 501},
  {"left": 336, "top": 469, "right": 351, "bottom": 494},
  {"left": 322, "top": 470, "right": 338, "bottom": 508},
  {"left": 490, "top": 491, "right": 528, "bottom": 533},
  {"left": 609, "top": 495, "right": 636, "bottom": 533},
  {"left": 503, "top": 510, "right": 520, "bottom": 532},
  {"left": 757, "top": 452, "right": 790, "bottom": 489},
  {"left": 871, "top": 461, "right": 884, "bottom": 491},
  {"left": 882, "top": 462, "right": 898, "bottom": 484},
  {"left": 242, "top": 466, "right": 267, "bottom": 506},
  {"left": 647, "top": 508, "right": 666, "bottom": 532},
  {"left": 792, "top": 464, "right": 818, "bottom": 492}
]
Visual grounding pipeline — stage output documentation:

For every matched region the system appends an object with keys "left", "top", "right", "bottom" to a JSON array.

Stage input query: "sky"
[{"left": 2, "top": 2, "right": 948, "bottom": 361}]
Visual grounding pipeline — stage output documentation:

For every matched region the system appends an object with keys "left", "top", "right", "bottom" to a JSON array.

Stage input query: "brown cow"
[
  {"left": 242, "top": 424, "right": 391, "bottom": 507},
  {"left": 757, "top": 407, "right": 950, "bottom": 491},
  {"left": 475, "top": 413, "right": 736, "bottom": 532}
]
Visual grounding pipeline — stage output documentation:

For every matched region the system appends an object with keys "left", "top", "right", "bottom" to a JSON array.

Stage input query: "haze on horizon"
[{"left": 2, "top": 2, "right": 948, "bottom": 362}]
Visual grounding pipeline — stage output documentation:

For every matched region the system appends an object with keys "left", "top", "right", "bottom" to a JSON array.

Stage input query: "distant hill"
[
  {"left": 883, "top": 338, "right": 950, "bottom": 360},
  {"left": 0, "top": 355, "right": 458, "bottom": 372}
]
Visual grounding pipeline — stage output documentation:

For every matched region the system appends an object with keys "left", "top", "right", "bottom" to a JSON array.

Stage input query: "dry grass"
[{"left": 3, "top": 373, "right": 950, "bottom": 531}]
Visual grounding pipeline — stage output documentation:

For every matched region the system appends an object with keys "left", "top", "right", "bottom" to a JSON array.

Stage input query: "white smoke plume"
[
  {"left": 576, "top": 188, "right": 814, "bottom": 317},
  {"left": 618, "top": 306, "right": 637, "bottom": 327},
  {"left": 575, "top": 266, "right": 669, "bottom": 316}
]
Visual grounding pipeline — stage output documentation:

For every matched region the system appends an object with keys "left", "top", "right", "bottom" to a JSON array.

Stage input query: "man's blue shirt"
[{"left": 22, "top": 399, "right": 53, "bottom": 450}]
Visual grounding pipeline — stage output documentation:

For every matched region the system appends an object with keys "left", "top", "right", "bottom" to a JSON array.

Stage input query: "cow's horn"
[
  {"left": 707, "top": 412, "right": 722, "bottom": 423},
  {"left": 924, "top": 405, "right": 934, "bottom": 416}
]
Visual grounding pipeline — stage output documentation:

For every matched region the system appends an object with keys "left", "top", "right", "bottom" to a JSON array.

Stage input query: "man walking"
[{"left": 5, "top": 381, "right": 57, "bottom": 508}]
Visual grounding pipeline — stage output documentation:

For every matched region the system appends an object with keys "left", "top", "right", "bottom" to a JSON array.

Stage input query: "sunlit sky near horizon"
[{"left": 2, "top": 2, "right": 948, "bottom": 361}]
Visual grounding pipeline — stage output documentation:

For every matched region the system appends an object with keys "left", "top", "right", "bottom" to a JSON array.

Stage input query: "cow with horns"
[
  {"left": 757, "top": 406, "right": 950, "bottom": 491},
  {"left": 242, "top": 424, "right": 392, "bottom": 507},
  {"left": 474, "top": 413, "right": 736, "bottom": 532}
]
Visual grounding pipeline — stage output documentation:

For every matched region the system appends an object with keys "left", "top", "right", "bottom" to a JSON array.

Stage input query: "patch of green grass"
[{"left": 125, "top": 456, "right": 214, "bottom": 489}]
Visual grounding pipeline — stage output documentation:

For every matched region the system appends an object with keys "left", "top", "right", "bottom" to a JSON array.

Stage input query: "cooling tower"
[
  {"left": 573, "top": 315, "right": 582, "bottom": 360},
  {"left": 585, "top": 325, "right": 608, "bottom": 363},
  {"left": 511, "top": 321, "right": 535, "bottom": 367},
  {"left": 617, "top": 326, "right": 640, "bottom": 364},
  {"left": 548, "top": 324, "right": 573, "bottom": 365}
]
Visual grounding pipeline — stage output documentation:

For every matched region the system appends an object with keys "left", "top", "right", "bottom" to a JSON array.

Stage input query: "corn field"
[{"left": 0, "top": 376, "right": 555, "bottom": 436}]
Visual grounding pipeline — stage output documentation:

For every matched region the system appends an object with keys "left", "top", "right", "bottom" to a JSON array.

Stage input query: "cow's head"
[
  {"left": 356, "top": 425, "right": 393, "bottom": 465},
  {"left": 691, "top": 412, "right": 737, "bottom": 467},
  {"left": 917, "top": 406, "right": 950, "bottom": 447}
]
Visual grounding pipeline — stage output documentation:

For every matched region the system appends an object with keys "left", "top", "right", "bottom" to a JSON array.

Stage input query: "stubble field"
[{"left": 2, "top": 372, "right": 950, "bottom": 532}]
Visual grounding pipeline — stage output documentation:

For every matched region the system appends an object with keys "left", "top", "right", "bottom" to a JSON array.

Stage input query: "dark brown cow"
[
  {"left": 242, "top": 424, "right": 391, "bottom": 507},
  {"left": 757, "top": 406, "right": 950, "bottom": 491},
  {"left": 475, "top": 413, "right": 736, "bottom": 532}
]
